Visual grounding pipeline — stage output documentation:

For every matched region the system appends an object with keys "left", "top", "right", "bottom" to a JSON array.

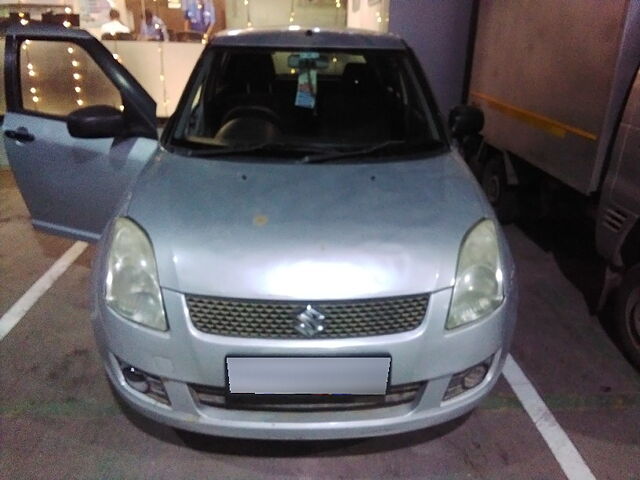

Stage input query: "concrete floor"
[{"left": 1, "top": 167, "right": 639, "bottom": 480}]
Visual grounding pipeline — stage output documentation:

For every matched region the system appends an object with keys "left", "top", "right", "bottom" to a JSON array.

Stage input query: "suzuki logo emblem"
[{"left": 294, "top": 305, "right": 326, "bottom": 337}]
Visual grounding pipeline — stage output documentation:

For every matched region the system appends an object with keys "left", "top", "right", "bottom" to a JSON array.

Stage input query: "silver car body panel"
[
  {"left": 92, "top": 253, "right": 516, "bottom": 440},
  {"left": 3, "top": 114, "right": 156, "bottom": 241},
  {"left": 126, "top": 151, "right": 487, "bottom": 299},
  {"left": 90, "top": 148, "right": 518, "bottom": 439}
]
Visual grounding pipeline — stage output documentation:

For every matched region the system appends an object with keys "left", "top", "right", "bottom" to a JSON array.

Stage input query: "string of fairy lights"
[
  {"left": 22, "top": 40, "right": 39, "bottom": 109},
  {"left": 19, "top": 5, "right": 82, "bottom": 112},
  {"left": 67, "top": 45, "right": 85, "bottom": 107}
]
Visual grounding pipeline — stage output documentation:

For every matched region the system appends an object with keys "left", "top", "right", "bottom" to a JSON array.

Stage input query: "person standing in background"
[
  {"left": 183, "top": 0, "right": 214, "bottom": 33},
  {"left": 139, "top": 8, "right": 169, "bottom": 41},
  {"left": 101, "top": 9, "right": 131, "bottom": 36}
]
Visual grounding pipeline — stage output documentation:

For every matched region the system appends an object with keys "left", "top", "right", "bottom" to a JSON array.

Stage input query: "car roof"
[{"left": 210, "top": 27, "right": 406, "bottom": 50}]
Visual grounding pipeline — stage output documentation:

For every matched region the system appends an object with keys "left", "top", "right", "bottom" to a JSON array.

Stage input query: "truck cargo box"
[{"left": 469, "top": 0, "right": 637, "bottom": 194}]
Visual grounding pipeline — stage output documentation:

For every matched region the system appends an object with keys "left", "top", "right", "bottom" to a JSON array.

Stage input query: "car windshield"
[{"left": 167, "top": 46, "right": 447, "bottom": 161}]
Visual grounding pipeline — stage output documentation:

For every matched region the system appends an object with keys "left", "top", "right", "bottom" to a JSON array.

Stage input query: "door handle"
[{"left": 5, "top": 127, "right": 35, "bottom": 143}]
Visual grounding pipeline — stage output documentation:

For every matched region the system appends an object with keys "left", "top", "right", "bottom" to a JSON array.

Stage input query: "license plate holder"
[{"left": 226, "top": 357, "right": 391, "bottom": 395}]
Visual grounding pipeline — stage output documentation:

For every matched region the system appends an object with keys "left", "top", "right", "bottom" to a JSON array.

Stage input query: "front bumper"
[{"left": 92, "top": 285, "right": 517, "bottom": 440}]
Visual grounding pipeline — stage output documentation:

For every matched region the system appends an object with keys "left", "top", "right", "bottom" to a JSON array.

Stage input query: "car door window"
[{"left": 19, "top": 40, "right": 121, "bottom": 117}]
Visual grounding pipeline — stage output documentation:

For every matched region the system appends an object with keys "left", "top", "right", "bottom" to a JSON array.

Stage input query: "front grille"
[
  {"left": 190, "top": 382, "right": 426, "bottom": 412},
  {"left": 186, "top": 293, "right": 429, "bottom": 339}
]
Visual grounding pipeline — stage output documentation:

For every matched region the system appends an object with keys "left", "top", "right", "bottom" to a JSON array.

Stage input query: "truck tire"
[
  {"left": 481, "top": 157, "right": 518, "bottom": 224},
  {"left": 613, "top": 264, "right": 640, "bottom": 369}
]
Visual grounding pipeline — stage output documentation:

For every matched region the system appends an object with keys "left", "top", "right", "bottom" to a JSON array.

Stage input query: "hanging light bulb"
[
  {"left": 67, "top": 47, "right": 74, "bottom": 54},
  {"left": 73, "top": 72, "right": 81, "bottom": 80},
  {"left": 71, "top": 60, "right": 79, "bottom": 67}
]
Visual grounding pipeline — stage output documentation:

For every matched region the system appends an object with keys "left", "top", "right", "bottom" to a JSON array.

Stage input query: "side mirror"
[
  {"left": 448, "top": 105, "right": 484, "bottom": 138},
  {"left": 67, "top": 105, "right": 126, "bottom": 138}
]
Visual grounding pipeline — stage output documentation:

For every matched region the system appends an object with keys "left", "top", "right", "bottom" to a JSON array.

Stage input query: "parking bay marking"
[
  {"left": 0, "top": 241, "right": 598, "bottom": 480},
  {"left": 0, "top": 241, "right": 88, "bottom": 341},
  {"left": 503, "top": 354, "right": 597, "bottom": 480}
]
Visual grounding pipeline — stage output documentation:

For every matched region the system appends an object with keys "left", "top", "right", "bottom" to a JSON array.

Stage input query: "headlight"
[
  {"left": 105, "top": 217, "right": 167, "bottom": 331},
  {"left": 446, "top": 219, "right": 504, "bottom": 329}
]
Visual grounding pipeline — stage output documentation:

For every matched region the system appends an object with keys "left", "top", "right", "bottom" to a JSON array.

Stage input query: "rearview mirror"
[
  {"left": 448, "top": 105, "right": 484, "bottom": 138},
  {"left": 67, "top": 105, "right": 126, "bottom": 138}
]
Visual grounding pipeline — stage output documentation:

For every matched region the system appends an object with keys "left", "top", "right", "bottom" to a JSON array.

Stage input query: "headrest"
[
  {"left": 227, "top": 53, "right": 276, "bottom": 86},
  {"left": 342, "top": 63, "right": 373, "bottom": 86}
]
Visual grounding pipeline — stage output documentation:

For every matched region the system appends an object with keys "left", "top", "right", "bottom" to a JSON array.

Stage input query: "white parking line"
[
  {"left": 503, "top": 354, "right": 597, "bottom": 480},
  {"left": 0, "top": 241, "right": 88, "bottom": 341}
]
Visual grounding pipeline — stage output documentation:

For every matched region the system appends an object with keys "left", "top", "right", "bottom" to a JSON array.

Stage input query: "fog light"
[
  {"left": 463, "top": 364, "right": 488, "bottom": 389},
  {"left": 443, "top": 356, "right": 492, "bottom": 401},
  {"left": 119, "top": 360, "right": 170, "bottom": 405},
  {"left": 122, "top": 366, "right": 149, "bottom": 393}
]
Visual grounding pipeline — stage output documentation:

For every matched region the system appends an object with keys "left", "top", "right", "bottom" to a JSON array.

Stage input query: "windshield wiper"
[
  {"left": 299, "top": 139, "right": 443, "bottom": 164},
  {"left": 186, "top": 142, "right": 331, "bottom": 157}
]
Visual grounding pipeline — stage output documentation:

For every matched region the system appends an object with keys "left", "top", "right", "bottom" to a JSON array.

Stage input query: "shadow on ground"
[{"left": 510, "top": 209, "right": 639, "bottom": 373}]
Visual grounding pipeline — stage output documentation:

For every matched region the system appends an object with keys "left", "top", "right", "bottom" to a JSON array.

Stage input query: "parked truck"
[{"left": 461, "top": 0, "right": 640, "bottom": 367}]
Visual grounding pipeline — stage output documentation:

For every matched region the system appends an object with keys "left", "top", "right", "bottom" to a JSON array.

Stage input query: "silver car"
[{"left": 3, "top": 24, "right": 517, "bottom": 439}]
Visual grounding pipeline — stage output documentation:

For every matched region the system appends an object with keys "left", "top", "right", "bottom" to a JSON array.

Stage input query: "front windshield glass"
[{"left": 168, "top": 46, "right": 446, "bottom": 160}]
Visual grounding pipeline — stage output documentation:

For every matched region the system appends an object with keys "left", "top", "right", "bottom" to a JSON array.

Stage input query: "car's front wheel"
[{"left": 614, "top": 264, "right": 640, "bottom": 370}]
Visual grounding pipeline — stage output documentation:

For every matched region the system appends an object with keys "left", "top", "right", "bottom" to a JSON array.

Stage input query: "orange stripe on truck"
[{"left": 470, "top": 91, "right": 598, "bottom": 141}]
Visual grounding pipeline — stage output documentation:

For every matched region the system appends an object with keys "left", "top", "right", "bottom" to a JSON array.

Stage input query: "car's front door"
[{"left": 3, "top": 22, "right": 158, "bottom": 242}]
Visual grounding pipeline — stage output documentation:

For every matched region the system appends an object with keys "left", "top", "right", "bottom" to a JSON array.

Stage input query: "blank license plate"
[{"left": 226, "top": 357, "right": 391, "bottom": 395}]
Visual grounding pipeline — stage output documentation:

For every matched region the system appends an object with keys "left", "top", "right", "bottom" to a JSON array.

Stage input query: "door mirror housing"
[
  {"left": 448, "top": 105, "right": 484, "bottom": 138},
  {"left": 67, "top": 105, "right": 126, "bottom": 138}
]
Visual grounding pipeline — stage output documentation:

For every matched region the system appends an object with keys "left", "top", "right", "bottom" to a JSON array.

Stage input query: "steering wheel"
[{"left": 220, "top": 105, "right": 283, "bottom": 131}]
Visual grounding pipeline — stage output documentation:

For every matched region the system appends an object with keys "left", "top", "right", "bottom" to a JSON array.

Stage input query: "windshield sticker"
[{"left": 295, "top": 52, "right": 319, "bottom": 109}]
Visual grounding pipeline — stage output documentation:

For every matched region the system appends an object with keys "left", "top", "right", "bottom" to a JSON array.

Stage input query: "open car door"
[{"left": 3, "top": 22, "right": 158, "bottom": 242}]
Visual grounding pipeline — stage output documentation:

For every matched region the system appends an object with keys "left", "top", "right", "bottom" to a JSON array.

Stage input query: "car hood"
[{"left": 126, "top": 150, "right": 491, "bottom": 300}]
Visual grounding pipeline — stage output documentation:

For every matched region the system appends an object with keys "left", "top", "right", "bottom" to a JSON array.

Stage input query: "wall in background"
[
  {"left": 225, "top": 0, "right": 346, "bottom": 29},
  {"left": 346, "top": 0, "right": 389, "bottom": 32},
  {"left": 389, "top": 0, "right": 474, "bottom": 115}
]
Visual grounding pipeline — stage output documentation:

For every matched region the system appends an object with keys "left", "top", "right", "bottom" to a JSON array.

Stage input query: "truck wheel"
[
  {"left": 481, "top": 157, "right": 518, "bottom": 223},
  {"left": 614, "top": 265, "right": 640, "bottom": 369}
]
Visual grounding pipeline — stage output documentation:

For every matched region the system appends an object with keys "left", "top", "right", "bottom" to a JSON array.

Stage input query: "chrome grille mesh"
[{"left": 186, "top": 294, "right": 429, "bottom": 339}]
